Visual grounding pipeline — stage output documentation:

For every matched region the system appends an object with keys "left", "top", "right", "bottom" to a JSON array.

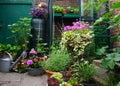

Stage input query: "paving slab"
[{"left": 0, "top": 72, "right": 48, "bottom": 86}]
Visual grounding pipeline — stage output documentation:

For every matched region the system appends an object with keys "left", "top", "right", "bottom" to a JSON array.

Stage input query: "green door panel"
[
  {"left": 0, "top": 0, "right": 33, "bottom": 44},
  {"left": 0, "top": 0, "right": 33, "bottom": 3}
]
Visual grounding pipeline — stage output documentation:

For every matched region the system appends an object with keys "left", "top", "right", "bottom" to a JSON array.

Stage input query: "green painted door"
[{"left": 0, "top": 0, "right": 33, "bottom": 44}]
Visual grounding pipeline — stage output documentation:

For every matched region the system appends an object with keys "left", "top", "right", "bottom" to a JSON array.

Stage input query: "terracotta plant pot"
[{"left": 45, "top": 70, "right": 57, "bottom": 78}]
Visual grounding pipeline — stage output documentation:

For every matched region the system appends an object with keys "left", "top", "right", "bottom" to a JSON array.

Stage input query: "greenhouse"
[{"left": 0, "top": 0, "right": 120, "bottom": 86}]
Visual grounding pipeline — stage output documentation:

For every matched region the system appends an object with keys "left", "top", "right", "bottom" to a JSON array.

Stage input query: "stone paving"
[{"left": 0, "top": 72, "right": 48, "bottom": 86}]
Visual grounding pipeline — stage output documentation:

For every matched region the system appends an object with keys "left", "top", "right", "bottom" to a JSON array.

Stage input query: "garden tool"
[{"left": 0, "top": 51, "right": 27, "bottom": 72}]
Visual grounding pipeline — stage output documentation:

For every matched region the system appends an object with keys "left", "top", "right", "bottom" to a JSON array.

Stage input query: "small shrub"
[{"left": 43, "top": 49, "right": 72, "bottom": 72}]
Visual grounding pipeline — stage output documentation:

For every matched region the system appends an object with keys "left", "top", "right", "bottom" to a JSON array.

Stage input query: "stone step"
[{"left": 93, "top": 60, "right": 108, "bottom": 86}]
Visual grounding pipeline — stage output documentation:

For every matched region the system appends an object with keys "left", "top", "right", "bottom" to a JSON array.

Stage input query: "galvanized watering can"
[{"left": 0, "top": 51, "right": 27, "bottom": 72}]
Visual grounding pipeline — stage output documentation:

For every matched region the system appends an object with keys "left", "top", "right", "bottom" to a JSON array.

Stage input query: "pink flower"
[
  {"left": 72, "top": 26, "right": 79, "bottom": 30},
  {"left": 80, "top": 25, "right": 87, "bottom": 29},
  {"left": 29, "top": 49, "right": 37, "bottom": 55},
  {"left": 73, "top": 22, "right": 80, "bottom": 26},
  {"left": 64, "top": 26, "right": 71, "bottom": 31},
  {"left": 27, "top": 60, "right": 33, "bottom": 65}
]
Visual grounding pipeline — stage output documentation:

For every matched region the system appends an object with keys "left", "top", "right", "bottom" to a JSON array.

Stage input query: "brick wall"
[{"left": 34, "top": 0, "right": 79, "bottom": 8}]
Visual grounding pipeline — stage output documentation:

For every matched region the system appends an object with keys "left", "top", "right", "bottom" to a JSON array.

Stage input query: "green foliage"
[
  {"left": 50, "top": 38, "right": 61, "bottom": 51},
  {"left": 96, "top": 46, "right": 108, "bottom": 56},
  {"left": 94, "top": 1, "right": 120, "bottom": 29},
  {"left": 53, "top": 5, "right": 64, "bottom": 13},
  {"left": 51, "top": 73, "right": 63, "bottom": 82},
  {"left": 60, "top": 29, "right": 94, "bottom": 58},
  {"left": 94, "top": 0, "right": 108, "bottom": 13},
  {"left": 66, "top": 6, "right": 79, "bottom": 14},
  {"left": 82, "top": 0, "right": 93, "bottom": 17},
  {"left": 36, "top": 41, "right": 48, "bottom": 54},
  {"left": 105, "top": 72, "right": 120, "bottom": 86},
  {"left": 43, "top": 49, "right": 72, "bottom": 72},
  {"left": 111, "top": 2, "right": 120, "bottom": 9},
  {"left": 101, "top": 53, "right": 120, "bottom": 69},
  {"left": 111, "top": 35, "right": 120, "bottom": 42},
  {"left": 96, "top": 46, "right": 120, "bottom": 70},
  {"left": 8, "top": 17, "right": 32, "bottom": 50},
  {"left": 0, "top": 43, "right": 21, "bottom": 56},
  {"left": 72, "top": 59, "right": 96, "bottom": 83},
  {"left": 117, "top": 82, "right": 120, "bottom": 86},
  {"left": 67, "top": 77, "right": 78, "bottom": 86}
]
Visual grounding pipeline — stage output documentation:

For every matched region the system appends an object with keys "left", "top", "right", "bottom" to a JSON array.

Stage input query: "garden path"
[{"left": 0, "top": 72, "right": 48, "bottom": 86}]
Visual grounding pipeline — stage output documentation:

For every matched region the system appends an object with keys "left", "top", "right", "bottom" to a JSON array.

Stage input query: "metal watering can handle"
[
  {"left": 9, "top": 51, "right": 27, "bottom": 71},
  {"left": 5, "top": 52, "right": 13, "bottom": 61}
]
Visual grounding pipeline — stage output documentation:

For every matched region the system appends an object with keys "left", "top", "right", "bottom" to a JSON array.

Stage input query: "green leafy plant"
[
  {"left": 71, "top": 59, "right": 96, "bottom": 84},
  {"left": 36, "top": 36, "right": 48, "bottom": 56},
  {"left": 66, "top": 6, "right": 79, "bottom": 14},
  {"left": 51, "top": 72, "right": 63, "bottom": 82},
  {"left": 94, "top": 2, "right": 120, "bottom": 29},
  {"left": 60, "top": 21, "right": 94, "bottom": 58},
  {"left": 111, "top": 35, "right": 120, "bottom": 42},
  {"left": 43, "top": 48, "right": 72, "bottom": 72},
  {"left": 53, "top": 5, "right": 64, "bottom": 13},
  {"left": 117, "top": 82, "right": 120, "bottom": 86},
  {"left": 8, "top": 17, "right": 32, "bottom": 50},
  {"left": 96, "top": 46, "right": 120, "bottom": 70},
  {"left": 0, "top": 43, "right": 21, "bottom": 57}
]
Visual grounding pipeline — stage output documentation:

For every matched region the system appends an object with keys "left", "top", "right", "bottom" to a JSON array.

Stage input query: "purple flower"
[
  {"left": 64, "top": 26, "right": 71, "bottom": 31},
  {"left": 29, "top": 49, "right": 37, "bottom": 55},
  {"left": 27, "top": 60, "right": 33, "bottom": 65},
  {"left": 30, "top": 2, "right": 48, "bottom": 17}
]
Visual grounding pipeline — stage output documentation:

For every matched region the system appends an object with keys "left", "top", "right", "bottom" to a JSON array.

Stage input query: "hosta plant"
[{"left": 60, "top": 21, "right": 94, "bottom": 58}]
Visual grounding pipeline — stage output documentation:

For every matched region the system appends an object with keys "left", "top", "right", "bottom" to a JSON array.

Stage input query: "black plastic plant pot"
[
  {"left": 28, "top": 67, "right": 45, "bottom": 76},
  {"left": 83, "top": 79, "right": 97, "bottom": 86},
  {"left": 37, "top": 52, "right": 44, "bottom": 57}
]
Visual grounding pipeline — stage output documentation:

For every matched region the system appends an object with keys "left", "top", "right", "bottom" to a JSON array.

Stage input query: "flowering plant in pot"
[
  {"left": 60, "top": 21, "right": 94, "bottom": 59},
  {"left": 47, "top": 72, "right": 82, "bottom": 86},
  {"left": 30, "top": 2, "right": 48, "bottom": 18},
  {"left": 26, "top": 48, "right": 45, "bottom": 76}
]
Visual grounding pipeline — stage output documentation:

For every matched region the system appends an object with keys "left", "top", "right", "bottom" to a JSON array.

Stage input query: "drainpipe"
[{"left": 47, "top": 0, "right": 53, "bottom": 47}]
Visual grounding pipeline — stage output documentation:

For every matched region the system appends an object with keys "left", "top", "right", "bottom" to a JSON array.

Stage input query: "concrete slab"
[{"left": 0, "top": 72, "right": 48, "bottom": 86}]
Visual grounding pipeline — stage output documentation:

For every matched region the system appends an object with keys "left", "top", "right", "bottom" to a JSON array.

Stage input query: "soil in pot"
[{"left": 28, "top": 67, "right": 45, "bottom": 76}]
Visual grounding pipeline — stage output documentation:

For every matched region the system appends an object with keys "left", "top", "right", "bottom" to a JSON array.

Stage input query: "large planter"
[
  {"left": 45, "top": 70, "right": 57, "bottom": 78},
  {"left": 30, "top": 17, "right": 46, "bottom": 49},
  {"left": 28, "top": 67, "right": 45, "bottom": 76}
]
